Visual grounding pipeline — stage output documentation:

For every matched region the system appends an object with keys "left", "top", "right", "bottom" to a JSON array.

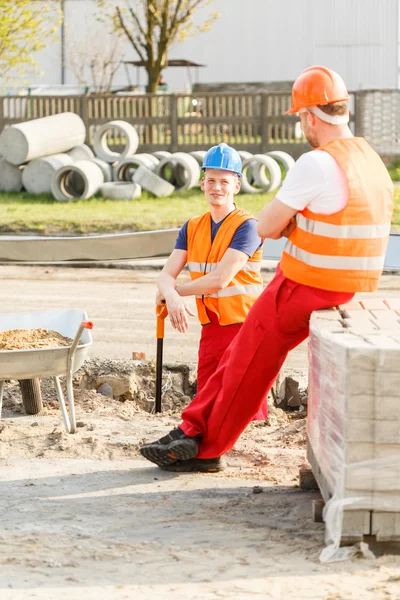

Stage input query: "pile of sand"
[{"left": 0, "top": 328, "right": 72, "bottom": 351}]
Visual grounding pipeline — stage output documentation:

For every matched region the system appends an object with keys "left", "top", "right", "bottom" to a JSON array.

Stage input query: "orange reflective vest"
[
  {"left": 280, "top": 138, "right": 394, "bottom": 292},
  {"left": 187, "top": 209, "right": 263, "bottom": 325}
]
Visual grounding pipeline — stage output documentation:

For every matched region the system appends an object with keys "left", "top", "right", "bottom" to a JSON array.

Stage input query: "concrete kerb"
[{"left": 0, "top": 258, "right": 280, "bottom": 272}]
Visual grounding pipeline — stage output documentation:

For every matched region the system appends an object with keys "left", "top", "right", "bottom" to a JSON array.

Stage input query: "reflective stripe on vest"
[
  {"left": 196, "top": 283, "right": 263, "bottom": 299},
  {"left": 186, "top": 209, "right": 264, "bottom": 325},
  {"left": 284, "top": 241, "right": 385, "bottom": 271},
  {"left": 296, "top": 214, "right": 391, "bottom": 239}
]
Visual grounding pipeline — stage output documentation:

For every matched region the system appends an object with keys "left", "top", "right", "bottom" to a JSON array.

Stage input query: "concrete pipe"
[
  {"left": 133, "top": 165, "right": 175, "bottom": 197},
  {"left": 189, "top": 150, "right": 206, "bottom": 166},
  {"left": 22, "top": 153, "right": 74, "bottom": 194},
  {"left": 153, "top": 151, "right": 171, "bottom": 160},
  {"left": 67, "top": 144, "right": 95, "bottom": 161},
  {"left": 0, "top": 112, "right": 86, "bottom": 166},
  {"left": 237, "top": 151, "right": 257, "bottom": 184},
  {"left": 99, "top": 182, "right": 142, "bottom": 200},
  {"left": 266, "top": 151, "right": 295, "bottom": 177},
  {"left": 241, "top": 155, "right": 281, "bottom": 194},
  {"left": 89, "top": 158, "right": 113, "bottom": 183},
  {"left": 51, "top": 160, "right": 104, "bottom": 202},
  {"left": 93, "top": 120, "right": 139, "bottom": 163},
  {"left": 156, "top": 152, "right": 200, "bottom": 191},
  {"left": 113, "top": 154, "right": 158, "bottom": 182},
  {"left": 0, "top": 157, "right": 23, "bottom": 192},
  {"left": 254, "top": 151, "right": 294, "bottom": 188}
]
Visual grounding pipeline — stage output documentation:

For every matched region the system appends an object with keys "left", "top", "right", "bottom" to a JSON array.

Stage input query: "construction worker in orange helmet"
[
  {"left": 140, "top": 66, "right": 394, "bottom": 473},
  {"left": 154, "top": 143, "right": 268, "bottom": 431}
]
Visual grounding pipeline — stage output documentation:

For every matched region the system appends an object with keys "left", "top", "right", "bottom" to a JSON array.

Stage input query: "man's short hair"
[{"left": 317, "top": 101, "right": 348, "bottom": 116}]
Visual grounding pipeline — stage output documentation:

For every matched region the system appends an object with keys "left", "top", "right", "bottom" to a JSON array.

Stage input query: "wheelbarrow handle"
[{"left": 156, "top": 303, "right": 168, "bottom": 339}]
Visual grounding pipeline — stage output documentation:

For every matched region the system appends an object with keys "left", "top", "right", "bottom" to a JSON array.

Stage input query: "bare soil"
[{"left": 0, "top": 266, "right": 400, "bottom": 599}]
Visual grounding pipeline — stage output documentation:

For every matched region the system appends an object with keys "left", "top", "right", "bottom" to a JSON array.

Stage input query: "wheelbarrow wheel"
[{"left": 18, "top": 379, "right": 43, "bottom": 415}]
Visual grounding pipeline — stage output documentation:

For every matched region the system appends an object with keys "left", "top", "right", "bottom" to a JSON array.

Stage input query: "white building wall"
[{"left": 1, "top": 0, "right": 398, "bottom": 91}]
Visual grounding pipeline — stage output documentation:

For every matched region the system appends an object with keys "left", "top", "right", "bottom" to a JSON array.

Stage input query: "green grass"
[
  {"left": 0, "top": 188, "right": 399, "bottom": 235},
  {"left": 0, "top": 190, "right": 277, "bottom": 235}
]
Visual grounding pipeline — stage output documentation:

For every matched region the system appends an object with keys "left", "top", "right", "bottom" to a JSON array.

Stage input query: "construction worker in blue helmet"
[{"left": 150, "top": 143, "right": 267, "bottom": 467}]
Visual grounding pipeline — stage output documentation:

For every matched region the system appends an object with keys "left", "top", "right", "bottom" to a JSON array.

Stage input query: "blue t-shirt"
[{"left": 175, "top": 216, "right": 262, "bottom": 257}]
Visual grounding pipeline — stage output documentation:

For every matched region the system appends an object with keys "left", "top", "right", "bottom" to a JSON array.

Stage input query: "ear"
[
  {"left": 200, "top": 177, "right": 206, "bottom": 191},
  {"left": 234, "top": 177, "right": 241, "bottom": 195},
  {"left": 306, "top": 110, "right": 318, "bottom": 127}
]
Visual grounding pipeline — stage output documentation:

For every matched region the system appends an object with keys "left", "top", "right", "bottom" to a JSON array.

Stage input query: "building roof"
[{"left": 124, "top": 59, "right": 206, "bottom": 68}]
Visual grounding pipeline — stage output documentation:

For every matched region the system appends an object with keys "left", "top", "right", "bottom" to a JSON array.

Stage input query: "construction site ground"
[{"left": 1, "top": 263, "right": 400, "bottom": 600}]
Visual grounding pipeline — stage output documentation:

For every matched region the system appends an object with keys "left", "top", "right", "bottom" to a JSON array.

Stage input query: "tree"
[
  {"left": 97, "top": 0, "right": 220, "bottom": 93},
  {"left": 0, "top": 0, "right": 62, "bottom": 83},
  {"left": 67, "top": 22, "right": 124, "bottom": 93}
]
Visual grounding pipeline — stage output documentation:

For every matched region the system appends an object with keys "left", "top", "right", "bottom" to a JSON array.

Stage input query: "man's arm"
[
  {"left": 257, "top": 197, "right": 298, "bottom": 239},
  {"left": 157, "top": 249, "right": 195, "bottom": 333},
  {"left": 176, "top": 248, "right": 250, "bottom": 297}
]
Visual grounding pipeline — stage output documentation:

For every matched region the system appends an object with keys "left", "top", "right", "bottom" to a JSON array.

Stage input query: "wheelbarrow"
[{"left": 0, "top": 309, "right": 93, "bottom": 434}]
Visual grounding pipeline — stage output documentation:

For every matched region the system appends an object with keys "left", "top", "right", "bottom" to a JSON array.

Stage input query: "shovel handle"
[{"left": 156, "top": 303, "right": 168, "bottom": 339}]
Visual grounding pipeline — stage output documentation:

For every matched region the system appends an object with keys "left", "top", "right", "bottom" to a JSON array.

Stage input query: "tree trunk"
[{"left": 146, "top": 66, "right": 161, "bottom": 93}]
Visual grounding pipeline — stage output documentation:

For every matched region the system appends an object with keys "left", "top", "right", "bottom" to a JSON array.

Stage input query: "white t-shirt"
[{"left": 276, "top": 150, "right": 349, "bottom": 214}]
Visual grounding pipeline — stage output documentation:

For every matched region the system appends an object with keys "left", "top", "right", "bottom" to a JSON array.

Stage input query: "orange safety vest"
[
  {"left": 186, "top": 209, "right": 263, "bottom": 325},
  {"left": 280, "top": 138, "right": 394, "bottom": 292}
]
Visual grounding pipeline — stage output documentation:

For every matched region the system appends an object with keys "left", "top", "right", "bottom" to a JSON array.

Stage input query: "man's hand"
[{"left": 165, "top": 289, "right": 195, "bottom": 333}]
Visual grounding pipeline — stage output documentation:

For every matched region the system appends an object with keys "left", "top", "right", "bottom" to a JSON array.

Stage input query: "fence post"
[
  {"left": 80, "top": 94, "right": 90, "bottom": 144},
  {"left": 260, "top": 93, "right": 268, "bottom": 152},
  {"left": 170, "top": 94, "right": 178, "bottom": 152}
]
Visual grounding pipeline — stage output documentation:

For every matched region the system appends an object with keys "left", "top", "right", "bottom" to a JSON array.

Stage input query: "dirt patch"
[{"left": 0, "top": 328, "right": 72, "bottom": 350}]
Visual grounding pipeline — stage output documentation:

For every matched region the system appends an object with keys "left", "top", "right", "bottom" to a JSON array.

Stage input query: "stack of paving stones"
[{"left": 307, "top": 298, "right": 400, "bottom": 544}]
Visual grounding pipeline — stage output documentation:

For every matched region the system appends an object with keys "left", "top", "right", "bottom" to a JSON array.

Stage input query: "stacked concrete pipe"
[
  {"left": 113, "top": 154, "right": 159, "bottom": 181},
  {"left": 0, "top": 112, "right": 86, "bottom": 166},
  {"left": 156, "top": 152, "right": 200, "bottom": 191},
  {"left": 241, "top": 155, "right": 282, "bottom": 194},
  {"left": 0, "top": 157, "right": 24, "bottom": 192},
  {"left": 93, "top": 120, "right": 139, "bottom": 163},
  {"left": 51, "top": 160, "right": 104, "bottom": 202},
  {"left": 22, "top": 153, "right": 74, "bottom": 194}
]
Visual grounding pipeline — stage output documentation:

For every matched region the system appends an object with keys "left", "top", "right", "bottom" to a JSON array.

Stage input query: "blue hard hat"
[{"left": 201, "top": 143, "right": 242, "bottom": 177}]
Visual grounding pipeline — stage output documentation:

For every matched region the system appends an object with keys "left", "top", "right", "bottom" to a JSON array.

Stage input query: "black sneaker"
[
  {"left": 139, "top": 428, "right": 201, "bottom": 467},
  {"left": 159, "top": 456, "right": 226, "bottom": 473}
]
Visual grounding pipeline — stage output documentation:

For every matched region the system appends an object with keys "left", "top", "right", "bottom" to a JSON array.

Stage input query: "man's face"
[
  {"left": 299, "top": 111, "right": 319, "bottom": 148},
  {"left": 201, "top": 169, "right": 240, "bottom": 207}
]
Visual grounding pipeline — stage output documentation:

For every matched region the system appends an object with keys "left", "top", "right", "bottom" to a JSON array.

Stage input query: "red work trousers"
[
  {"left": 180, "top": 265, "right": 354, "bottom": 458},
  {"left": 197, "top": 310, "right": 268, "bottom": 421}
]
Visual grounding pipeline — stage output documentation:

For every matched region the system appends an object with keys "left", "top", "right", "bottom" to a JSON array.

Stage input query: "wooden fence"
[{"left": 1, "top": 90, "right": 398, "bottom": 157}]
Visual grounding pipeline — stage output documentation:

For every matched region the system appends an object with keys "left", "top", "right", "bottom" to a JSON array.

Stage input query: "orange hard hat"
[{"left": 286, "top": 65, "right": 349, "bottom": 114}]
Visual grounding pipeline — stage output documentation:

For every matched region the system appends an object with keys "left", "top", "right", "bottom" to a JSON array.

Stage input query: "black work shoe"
[
  {"left": 139, "top": 427, "right": 201, "bottom": 467},
  {"left": 159, "top": 456, "right": 226, "bottom": 473}
]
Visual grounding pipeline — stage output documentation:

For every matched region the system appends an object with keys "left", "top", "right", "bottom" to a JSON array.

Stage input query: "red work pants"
[
  {"left": 180, "top": 266, "right": 354, "bottom": 458},
  {"left": 197, "top": 310, "right": 267, "bottom": 421}
]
